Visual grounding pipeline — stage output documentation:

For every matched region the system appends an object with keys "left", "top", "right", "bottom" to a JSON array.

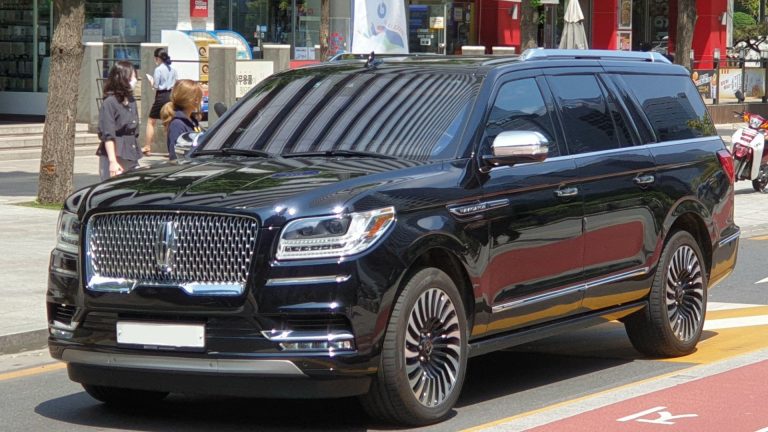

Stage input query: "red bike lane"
[{"left": 529, "top": 359, "right": 768, "bottom": 432}]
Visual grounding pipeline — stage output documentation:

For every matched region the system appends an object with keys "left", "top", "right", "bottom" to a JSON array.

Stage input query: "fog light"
[
  {"left": 50, "top": 327, "right": 74, "bottom": 339},
  {"left": 279, "top": 340, "right": 354, "bottom": 351}
]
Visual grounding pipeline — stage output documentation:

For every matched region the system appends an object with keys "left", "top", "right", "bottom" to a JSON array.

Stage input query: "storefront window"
[
  {"left": 408, "top": 1, "right": 474, "bottom": 55},
  {"left": 82, "top": 1, "right": 148, "bottom": 66},
  {"left": 218, "top": 0, "right": 350, "bottom": 59},
  {"left": 0, "top": 0, "right": 50, "bottom": 92}
]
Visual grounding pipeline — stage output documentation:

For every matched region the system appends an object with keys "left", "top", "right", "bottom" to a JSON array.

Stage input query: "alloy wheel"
[
  {"left": 665, "top": 245, "right": 705, "bottom": 342},
  {"left": 404, "top": 287, "right": 462, "bottom": 408}
]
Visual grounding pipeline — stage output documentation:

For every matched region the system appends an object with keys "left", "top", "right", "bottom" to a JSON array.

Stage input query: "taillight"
[{"left": 717, "top": 149, "right": 735, "bottom": 184}]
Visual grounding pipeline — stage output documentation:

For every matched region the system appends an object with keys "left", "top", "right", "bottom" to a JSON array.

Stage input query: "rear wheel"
[
  {"left": 752, "top": 164, "right": 768, "bottom": 192},
  {"left": 360, "top": 268, "right": 467, "bottom": 426},
  {"left": 83, "top": 384, "right": 168, "bottom": 405},
  {"left": 624, "top": 231, "right": 707, "bottom": 357}
]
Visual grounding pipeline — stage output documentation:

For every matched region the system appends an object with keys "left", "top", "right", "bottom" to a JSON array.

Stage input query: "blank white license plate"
[{"left": 116, "top": 322, "right": 205, "bottom": 348}]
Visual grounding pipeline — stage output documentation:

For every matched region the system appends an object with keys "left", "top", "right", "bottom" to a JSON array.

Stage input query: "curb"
[{"left": 0, "top": 329, "right": 48, "bottom": 356}]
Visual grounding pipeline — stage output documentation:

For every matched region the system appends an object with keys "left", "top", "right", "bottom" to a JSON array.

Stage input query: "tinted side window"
[
  {"left": 548, "top": 74, "right": 620, "bottom": 154},
  {"left": 621, "top": 74, "right": 716, "bottom": 141},
  {"left": 486, "top": 78, "right": 559, "bottom": 157}
]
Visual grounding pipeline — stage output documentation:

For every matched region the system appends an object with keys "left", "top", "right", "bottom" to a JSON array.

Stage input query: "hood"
[{"left": 78, "top": 157, "right": 442, "bottom": 226}]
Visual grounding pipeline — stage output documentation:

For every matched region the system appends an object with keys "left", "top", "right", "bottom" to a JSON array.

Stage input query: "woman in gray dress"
[{"left": 97, "top": 61, "right": 142, "bottom": 180}]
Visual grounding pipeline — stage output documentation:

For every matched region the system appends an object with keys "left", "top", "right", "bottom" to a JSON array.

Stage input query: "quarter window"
[
  {"left": 486, "top": 79, "right": 559, "bottom": 157},
  {"left": 621, "top": 74, "right": 716, "bottom": 142},
  {"left": 548, "top": 75, "right": 621, "bottom": 154}
]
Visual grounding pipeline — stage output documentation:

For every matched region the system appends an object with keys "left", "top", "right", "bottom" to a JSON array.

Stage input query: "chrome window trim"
[
  {"left": 265, "top": 275, "right": 352, "bottom": 286},
  {"left": 485, "top": 137, "right": 717, "bottom": 173},
  {"left": 62, "top": 350, "right": 306, "bottom": 376},
  {"left": 719, "top": 229, "right": 741, "bottom": 247},
  {"left": 492, "top": 267, "right": 650, "bottom": 313}
]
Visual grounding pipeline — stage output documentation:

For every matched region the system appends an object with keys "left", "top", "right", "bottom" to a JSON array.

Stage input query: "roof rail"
[{"left": 520, "top": 49, "right": 672, "bottom": 64}]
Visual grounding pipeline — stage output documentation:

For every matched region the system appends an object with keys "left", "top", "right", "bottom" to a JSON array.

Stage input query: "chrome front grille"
[{"left": 85, "top": 211, "right": 258, "bottom": 296}]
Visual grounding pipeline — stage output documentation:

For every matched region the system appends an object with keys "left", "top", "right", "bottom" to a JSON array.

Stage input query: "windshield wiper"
[
  {"left": 195, "top": 148, "right": 274, "bottom": 158},
  {"left": 281, "top": 150, "right": 397, "bottom": 160}
]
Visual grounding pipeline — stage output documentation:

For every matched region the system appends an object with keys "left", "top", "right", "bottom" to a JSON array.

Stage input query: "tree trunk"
[
  {"left": 675, "top": 0, "right": 697, "bottom": 69},
  {"left": 37, "top": 0, "right": 84, "bottom": 205},
  {"left": 320, "top": 0, "right": 330, "bottom": 60},
  {"left": 520, "top": 1, "right": 539, "bottom": 51}
]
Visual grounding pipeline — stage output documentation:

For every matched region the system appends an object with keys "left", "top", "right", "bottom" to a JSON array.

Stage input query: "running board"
[{"left": 468, "top": 301, "right": 647, "bottom": 358}]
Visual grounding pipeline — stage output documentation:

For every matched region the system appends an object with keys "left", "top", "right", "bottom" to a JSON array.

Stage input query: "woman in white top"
[{"left": 142, "top": 47, "right": 177, "bottom": 154}]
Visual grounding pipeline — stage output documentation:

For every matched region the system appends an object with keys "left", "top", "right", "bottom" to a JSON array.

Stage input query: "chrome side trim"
[
  {"left": 492, "top": 267, "right": 651, "bottom": 313},
  {"left": 718, "top": 229, "right": 741, "bottom": 247},
  {"left": 261, "top": 330, "right": 354, "bottom": 342},
  {"left": 87, "top": 276, "right": 244, "bottom": 296},
  {"left": 265, "top": 275, "right": 352, "bottom": 286},
  {"left": 62, "top": 350, "right": 307, "bottom": 376},
  {"left": 448, "top": 199, "right": 510, "bottom": 217}
]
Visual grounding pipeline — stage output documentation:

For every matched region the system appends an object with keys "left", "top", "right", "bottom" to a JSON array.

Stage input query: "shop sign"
[
  {"left": 430, "top": 16, "right": 445, "bottom": 29},
  {"left": 235, "top": 61, "right": 274, "bottom": 98},
  {"left": 190, "top": 0, "right": 208, "bottom": 18}
]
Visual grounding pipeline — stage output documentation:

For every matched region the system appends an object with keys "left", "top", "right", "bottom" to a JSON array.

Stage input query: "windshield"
[{"left": 196, "top": 65, "right": 480, "bottom": 161}]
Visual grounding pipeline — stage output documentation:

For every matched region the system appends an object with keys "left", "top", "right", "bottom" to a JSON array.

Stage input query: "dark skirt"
[{"left": 148, "top": 90, "right": 171, "bottom": 119}]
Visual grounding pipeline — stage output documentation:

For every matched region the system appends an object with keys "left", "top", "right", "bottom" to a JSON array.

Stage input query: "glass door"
[{"left": 408, "top": 1, "right": 447, "bottom": 54}]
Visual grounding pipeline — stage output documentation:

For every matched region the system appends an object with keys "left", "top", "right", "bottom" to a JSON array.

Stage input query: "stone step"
[
  {"left": 0, "top": 133, "right": 101, "bottom": 150},
  {"left": 0, "top": 123, "right": 89, "bottom": 136},
  {"left": 0, "top": 144, "right": 99, "bottom": 161}
]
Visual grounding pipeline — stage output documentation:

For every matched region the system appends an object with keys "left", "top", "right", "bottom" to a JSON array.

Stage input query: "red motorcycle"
[{"left": 731, "top": 111, "right": 768, "bottom": 192}]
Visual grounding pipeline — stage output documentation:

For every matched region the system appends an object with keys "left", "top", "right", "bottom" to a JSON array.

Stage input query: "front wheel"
[
  {"left": 360, "top": 268, "right": 468, "bottom": 426},
  {"left": 752, "top": 164, "right": 768, "bottom": 192},
  {"left": 624, "top": 231, "right": 707, "bottom": 357}
]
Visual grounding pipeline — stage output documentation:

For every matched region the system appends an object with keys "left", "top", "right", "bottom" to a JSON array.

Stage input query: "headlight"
[
  {"left": 56, "top": 211, "right": 80, "bottom": 254},
  {"left": 276, "top": 207, "right": 395, "bottom": 260}
]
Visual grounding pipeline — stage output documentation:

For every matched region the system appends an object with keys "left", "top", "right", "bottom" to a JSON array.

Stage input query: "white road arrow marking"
[{"left": 756, "top": 276, "right": 768, "bottom": 284}]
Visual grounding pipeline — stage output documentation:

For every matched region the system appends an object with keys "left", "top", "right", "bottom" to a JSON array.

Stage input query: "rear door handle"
[
  {"left": 633, "top": 174, "right": 656, "bottom": 186},
  {"left": 554, "top": 187, "right": 579, "bottom": 198}
]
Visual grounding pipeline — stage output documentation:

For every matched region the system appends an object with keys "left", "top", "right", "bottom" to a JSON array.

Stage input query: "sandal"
[{"left": 142, "top": 145, "right": 151, "bottom": 156}]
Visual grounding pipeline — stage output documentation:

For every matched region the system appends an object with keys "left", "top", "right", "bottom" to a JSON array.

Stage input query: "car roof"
[{"left": 316, "top": 49, "right": 682, "bottom": 76}]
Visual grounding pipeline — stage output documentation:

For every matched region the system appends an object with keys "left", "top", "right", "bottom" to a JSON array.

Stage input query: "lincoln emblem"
[{"left": 155, "top": 221, "right": 178, "bottom": 273}]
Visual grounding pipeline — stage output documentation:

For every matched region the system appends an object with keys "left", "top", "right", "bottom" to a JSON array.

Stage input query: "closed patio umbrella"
[{"left": 559, "top": 0, "right": 588, "bottom": 50}]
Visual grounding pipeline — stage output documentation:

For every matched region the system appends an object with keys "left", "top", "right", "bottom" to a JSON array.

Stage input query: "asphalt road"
[{"left": 1, "top": 236, "right": 766, "bottom": 432}]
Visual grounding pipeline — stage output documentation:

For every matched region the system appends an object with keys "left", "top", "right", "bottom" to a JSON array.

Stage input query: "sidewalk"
[{"left": 0, "top": 131, "right": 767, "bottom": 355}]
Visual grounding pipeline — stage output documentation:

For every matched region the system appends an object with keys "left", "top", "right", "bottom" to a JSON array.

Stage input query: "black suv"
[{"left": 48, "top": 50, "right": 739, "bottom": 425}]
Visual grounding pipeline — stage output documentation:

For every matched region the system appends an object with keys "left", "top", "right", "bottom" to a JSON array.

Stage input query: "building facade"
[{"left": 0, "top": 0, "right": 733, "bottom": 116}]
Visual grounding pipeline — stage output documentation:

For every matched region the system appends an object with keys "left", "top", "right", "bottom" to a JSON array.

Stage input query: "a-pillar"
[{"left": 592, "top": 0, "right": 618, "bottom": 50}]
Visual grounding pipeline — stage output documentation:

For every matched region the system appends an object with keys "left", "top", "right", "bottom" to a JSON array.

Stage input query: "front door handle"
[
  {"left": 554, "top": 187, "right": 579, "bottom": 198},
  {"left": 633, "top": 174, "right": 656, "bottom": 186}
]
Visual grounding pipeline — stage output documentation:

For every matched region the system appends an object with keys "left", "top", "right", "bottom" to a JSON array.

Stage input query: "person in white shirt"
[{"left": 142, "top": 47, "right": 177, "bottom": 155}]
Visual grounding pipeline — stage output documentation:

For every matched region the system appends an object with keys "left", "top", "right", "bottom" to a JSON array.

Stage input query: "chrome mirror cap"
[{"left": 484, "top": 131, "right": 549, "bottom": 168}]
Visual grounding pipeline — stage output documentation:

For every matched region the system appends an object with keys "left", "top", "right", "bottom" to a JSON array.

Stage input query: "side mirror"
[
  {"left": 483, "top": 131, "right": 549, "bottom": 168},
  {"left": 213, "top": 102, "right": 228, "bottom": 117},
  {"left": 176, "top": 131, "right": 203, "bottom": 158}
]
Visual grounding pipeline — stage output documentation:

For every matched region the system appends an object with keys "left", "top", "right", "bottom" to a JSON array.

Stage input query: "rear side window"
[
  {"left": 620, "top": 74, "right": 716, "bottom": 141},
  {"left": 547, "top": 74, "right": 622, "bottom": 154},
  {"left": 486, "top": 78, "right": 560, "bottom": 157}
]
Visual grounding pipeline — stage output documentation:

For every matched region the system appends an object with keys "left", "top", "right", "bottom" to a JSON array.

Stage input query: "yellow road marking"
[
  {"left": 0, "top": 362, "right": 66, "bottom": 382},
  {"left": 706, "top": 305, "right": 768, "bottom": 320},
  {"left": 749, "top": 235, "right": 768, "bottom": 241}
]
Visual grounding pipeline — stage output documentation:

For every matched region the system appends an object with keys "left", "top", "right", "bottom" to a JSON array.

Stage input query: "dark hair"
[
  {"left": 103, "top": 61, "right": 135, "bottom": 103},
  {"left": 154, "top": 47, "right": 172, "bottom": 66}
]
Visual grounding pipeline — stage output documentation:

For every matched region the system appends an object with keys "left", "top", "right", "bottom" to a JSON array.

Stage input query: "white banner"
[
  {"left": 352, "top": 0, "right": 409, "bottom": 54},
  {"left": 235, "top": 61, "right": 274, "bottom": 98}
]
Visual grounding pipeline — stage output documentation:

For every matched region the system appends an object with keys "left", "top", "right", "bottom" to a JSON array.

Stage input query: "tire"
[
  {"left": 83, "top": 384, "right": 168, "bottom": 405},
  {"left": 360, "top": 268, "right": 468, "bottom": 426},
  {"left": 624, "top": 230, "right": 707, "bottom": 357},
  {"left": 752, "top": 165, "right": 768, "bottom": 192}
]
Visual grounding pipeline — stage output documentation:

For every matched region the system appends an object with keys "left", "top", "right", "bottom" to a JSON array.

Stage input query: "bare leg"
[{"left": 143, "top": 117, "right": 156, "bottom": 154}]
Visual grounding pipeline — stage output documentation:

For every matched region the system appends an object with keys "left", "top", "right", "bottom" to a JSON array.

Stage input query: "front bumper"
[{"left": 56, "top": 345, "right": 371, "bottom": 398}]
